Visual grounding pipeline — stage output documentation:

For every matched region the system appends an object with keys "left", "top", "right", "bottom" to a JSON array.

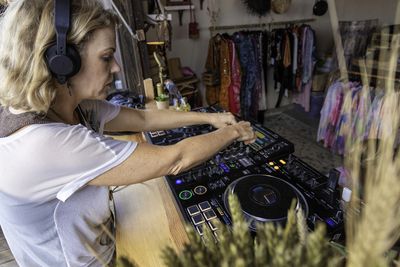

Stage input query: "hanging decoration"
[
  {"left": 271, "top": 0, "right": 291, "bottom": 14},
  {"left": 241, "top": 0, "right": 271, "bottom": 16},
  {"left": 313, "top": 0, "right": 328, "bottom": 16},
  {"left": 207, "top": 0, "right": 220, "bottom": 28},
  {"left": 188, "top": 0, "right": 200, "bottom": 39}
]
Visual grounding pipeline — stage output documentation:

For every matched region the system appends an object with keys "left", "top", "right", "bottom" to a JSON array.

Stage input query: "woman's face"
[{"left": 70, "top": 26, "right": 120, "bottom": 100}]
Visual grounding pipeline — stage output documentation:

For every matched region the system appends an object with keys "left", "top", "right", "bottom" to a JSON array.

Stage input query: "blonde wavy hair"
[{"left": 0, "top": 0, "right": 117, "bottom": 114}]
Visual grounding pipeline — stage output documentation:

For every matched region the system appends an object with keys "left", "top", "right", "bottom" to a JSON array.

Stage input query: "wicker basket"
[{"left": 312, "top": 73, "right": 329, "bottom": 92}]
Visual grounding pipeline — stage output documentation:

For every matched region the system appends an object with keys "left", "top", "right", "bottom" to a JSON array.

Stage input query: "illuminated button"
[
  {"left": 178, "top": 190, "right": 193, "bottom": 200},
  {"left": 175, "top": 179, "right": 183, "bottom": 185},
  {"left": 196, "top": 224, "right": 205, "bottom": 236},
  {"left": 216, "top": 207, "right": 225, "bottom": 216},
  {"left": 191, "top": 213, "right": 205, "bottom": 225},
  {"left": 208, "top": 219, "right": 219, "bottom": 231},
  {"left": 198, "top": 201, "right": 211, "bottom": 212},
  {"left": 325, "top": 218, "right": 337, "bottom": 228},
  {"left": 274, "top": 166, "right": 280, "bottom": 170},
  {"left": 269, "top": 162, "right": 275, "bottom": 166},
  {"left": 203, "top": 209, "right": 217, "bottom": 221},
  {"left": 279, "top": 159, "right": 287, "bottom": 165},
  {"left": 187, "top": 205, "right": 200, "bottom": 216},
  {"left": 194, "top": 186, "right": 207, "bottom": 195},
  {"left": 255, "top": 131, "right": 265, "bottom": 139},
  {"left": 256, "top": 139, "right": 264, "bottom": 145},
  {"left": 219, "top": 163, "right": 230, "bottom": 173}
]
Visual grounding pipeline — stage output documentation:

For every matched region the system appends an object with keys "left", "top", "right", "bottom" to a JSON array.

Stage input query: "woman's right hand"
[{"left": 231, "top": 121, "right": 256, "bottom": 144}]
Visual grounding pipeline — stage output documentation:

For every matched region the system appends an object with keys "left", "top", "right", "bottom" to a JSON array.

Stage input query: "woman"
[{"left": 0, "top": 0, "right": 255, "bottom": 266}]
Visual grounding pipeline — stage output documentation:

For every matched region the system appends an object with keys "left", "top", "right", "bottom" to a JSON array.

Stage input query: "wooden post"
[{"left": 327, "top": 0, "right": 349, "bottom": 83}]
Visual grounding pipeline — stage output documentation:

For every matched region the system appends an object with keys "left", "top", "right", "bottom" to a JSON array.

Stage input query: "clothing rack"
[{"left": 209, "top": 18, "right": 315, "bottom": 34}]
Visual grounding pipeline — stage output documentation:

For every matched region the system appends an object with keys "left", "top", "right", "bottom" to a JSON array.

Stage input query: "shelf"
[
  {"left": 164, "top": 5, "right": 195, "bottom": 25},
  {"left": 165, "top": 5, "right": 194, "bottom": 11},
  {"left": 147, "top": 13, "right": 172, "bottom": 23}
]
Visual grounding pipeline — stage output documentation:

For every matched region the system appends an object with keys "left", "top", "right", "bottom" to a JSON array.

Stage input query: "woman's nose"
[{"left": 111, "top": 57, "right": 121, "bottom": 73}]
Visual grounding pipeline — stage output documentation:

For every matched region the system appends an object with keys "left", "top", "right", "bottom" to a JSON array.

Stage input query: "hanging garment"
[
  {"left": 251, "top": 32, "right": 262, "bottom": 117},
  {"left": 262, "top": 31, "right": 271, "bottom": 99},
  {"left": 334, "top": 85, "right": 362, "bottom": 154},
  {"left": 317, "top": 81, "right": 346, "bottom": 150},
  {"left": 282, "top": 31, "right": 291, "bottom": 68},
  {"left": 258, "top": 32, "right": 268, "bottom": 111},
  {"left": 316, "top": 80, "right": 398, "bottom": 155},
  {"left": 338, "top": 20, "right": 378, "bottom": 67},
  {"left": 228, "top": 41, "right": 241, "bottom": 115},
  {"left": 271, "top": 29, "right": 285, "bottom": 107},
  {"left": 291, "top": 27, "right": 298, "bottom": 89},
  {"left": 219, "top": 37, "right": 231, "bottom": 111},
  {"left": 233, "top": 32, "right": 258, "bottom": 119},
  {"left": 302, "top": 26, "right": 315, "bottom": 84},
  {"left": 274, "top": 27, "right": 297, "bottom": 107},
  {"left": 366, "top": 90, "right": 385, "bottom": 139},
  {"left": 295, "top": 26, "right": 305, "bottom": 92},
  {"left": 293, "top": 25, "right": 316, "bottom": 112},
  {"left": 352, "top": 86, "right": 371, "bottom": 141},
  {"left": 204, "top": 34, "right": 222, "bottom": 105}
]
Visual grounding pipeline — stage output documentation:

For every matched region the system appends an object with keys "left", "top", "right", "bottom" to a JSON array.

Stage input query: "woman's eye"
[{"left": 102, "top": 56, "right": 112, "bottom": 62}]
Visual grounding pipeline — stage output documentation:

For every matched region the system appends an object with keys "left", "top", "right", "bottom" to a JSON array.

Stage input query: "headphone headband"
[
  {"left": 45, "top": 0, "right": 81, "bottom": 85},
  {"left": 55, "top": 0, "right": 70, "bottom": 56}
]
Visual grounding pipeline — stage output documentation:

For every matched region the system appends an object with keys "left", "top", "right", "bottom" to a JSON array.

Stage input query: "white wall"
[{"left": 148, "top": 0, "right": 399, "bottom": 107}]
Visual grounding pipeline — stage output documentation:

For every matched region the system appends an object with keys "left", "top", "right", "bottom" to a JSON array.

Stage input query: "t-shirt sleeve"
[
  {"left": 79, "top": 99, "right": 121, "bottom": 134},
  {"left": 8, "top": 124, "right": 137, "bottom": 202}
]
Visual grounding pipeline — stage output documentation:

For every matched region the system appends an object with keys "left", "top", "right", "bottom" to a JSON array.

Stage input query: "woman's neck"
[{"left": 49, "top": 85, "right": 81, "bottom": 124}]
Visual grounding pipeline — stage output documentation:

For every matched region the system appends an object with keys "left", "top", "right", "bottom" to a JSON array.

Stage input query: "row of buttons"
[
  {"left": 148, "top": 131, "right": 166, "bottom": 138},
  {"left": 178, "top": 185, "right": 208, "bottom": 200},
  {"left": 187, "top": 201, "right": 220, "bottom": 240}
]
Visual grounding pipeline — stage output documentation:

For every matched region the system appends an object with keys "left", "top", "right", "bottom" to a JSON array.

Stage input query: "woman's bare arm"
[
  {"left": 89, "top": 121, "right": 255, "bottom": 186},
  {"left": 104, "top": 106, "right": 237, "bottom": 132}
]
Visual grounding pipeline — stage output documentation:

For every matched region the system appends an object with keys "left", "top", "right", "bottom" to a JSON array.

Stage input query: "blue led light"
[
  {"left": 175, "top": 179, "right": 183, "bottom": 185},
  {"left": 325, "top": 218, "right": 337, "bottom": 228}
]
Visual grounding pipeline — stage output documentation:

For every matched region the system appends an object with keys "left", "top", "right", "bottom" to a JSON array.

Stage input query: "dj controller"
[{"left": 145, "top": 106, "right": 344, "bottom": 242}]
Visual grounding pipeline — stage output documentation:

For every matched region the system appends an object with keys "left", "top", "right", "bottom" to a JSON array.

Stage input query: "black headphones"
[{"left": 45, "top": 0, "right": 81, "bottom": 84}]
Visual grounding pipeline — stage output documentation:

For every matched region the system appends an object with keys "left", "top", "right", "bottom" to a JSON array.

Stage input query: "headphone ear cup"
[
  {"left": 66, "top": 45, "right": 81, "bottom": 77},
  {"left": 45, "top": 43, "right": 81, "bottom": 83}
]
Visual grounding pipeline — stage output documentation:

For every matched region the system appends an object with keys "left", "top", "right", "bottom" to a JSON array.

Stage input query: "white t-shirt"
[{"left": 0, "top": 100, "right": 137, "bottom": 267}]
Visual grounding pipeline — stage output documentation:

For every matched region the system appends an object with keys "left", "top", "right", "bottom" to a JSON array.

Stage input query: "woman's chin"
[{"left": 97, "top": 88, "right": 109, "bottom": 99}]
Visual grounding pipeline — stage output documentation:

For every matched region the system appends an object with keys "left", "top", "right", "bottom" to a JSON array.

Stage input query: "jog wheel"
[{"left": 223, "top": 174, "right": 309, "bottom": 231}]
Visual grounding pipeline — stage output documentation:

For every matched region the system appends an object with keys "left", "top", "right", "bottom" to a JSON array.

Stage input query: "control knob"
[
  {"left": 214, "top": 154, "right": 222, "bottom": 164},
  {"left": 334, "top": 211, "right": 343, "bottom": 222},
  {"left": 223, "top": 153, "right": 231, "bottom": 161}
]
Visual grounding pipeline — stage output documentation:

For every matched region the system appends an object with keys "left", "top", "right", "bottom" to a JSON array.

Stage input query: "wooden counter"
[{"left": 112, "top": 131, "right": 189, "bottom": 266}]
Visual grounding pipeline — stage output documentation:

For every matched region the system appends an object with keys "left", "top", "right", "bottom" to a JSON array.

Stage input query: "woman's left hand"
[{"left": 209, "top": 112, "right": 237, "bottom": 128}]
